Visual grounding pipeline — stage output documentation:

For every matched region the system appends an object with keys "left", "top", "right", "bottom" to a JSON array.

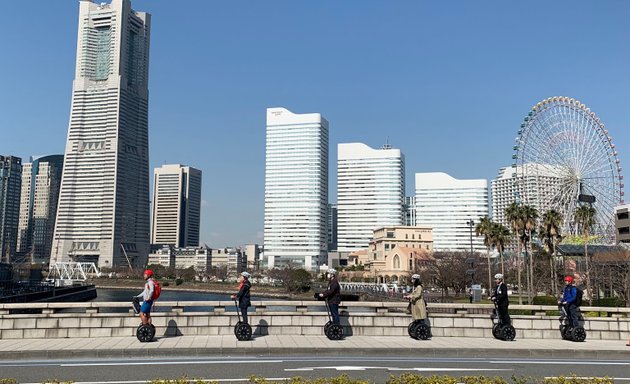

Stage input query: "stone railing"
[{"left": 1, "top": 301, "right": 629, "bottom": 340}]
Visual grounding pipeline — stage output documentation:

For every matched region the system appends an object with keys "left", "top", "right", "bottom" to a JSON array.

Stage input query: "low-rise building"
[
  {"left": 147, "top": 245, "right": 211, "bottom": 272},
  {"left": 615, "top": 204, "right": 630, "bottom": 244}
]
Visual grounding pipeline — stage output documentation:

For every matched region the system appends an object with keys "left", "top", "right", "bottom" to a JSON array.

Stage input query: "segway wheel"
[
  {"left": 492, "top": 324, "right": 501, "bottom": 339},
  {"left": 407, "top": 321, "right": 419, "bottom": 339},
  {"left": 414, "top": 323, "right": 431, "bottom": 340},
  {"left": 325, "top": 324, "right": 344, "bottom": 340},
  {"left": 501, "top": 325, "right": 516, "bottom": 341},
  {"left": 136, "top": 324, "right": 155, "bottom": 342},
  {"left": 559, "top": 325, "right": 571, "bottom": 340},
  {"left": 324, "top": 320, "right": 332, "bottom": 334},
  {"left": 235, "top": 323, "right": 252, "bottom": 341},
  {"left": 571, "top": 326, "right": 586, "bottom": 342}
]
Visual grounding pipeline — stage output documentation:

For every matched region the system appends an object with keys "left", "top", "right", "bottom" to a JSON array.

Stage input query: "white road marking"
[
  {"left": 23, "top": 379, "right": 291, "bottom": 384},
  {"left": 60, "top": 359, "right": 283, "bottom": 367},
  {"left": 286, "top": 366, "right": 510, "bottom": 372},
  {"left": 491, "top": 360, "right": 629, "bottom": 366}
]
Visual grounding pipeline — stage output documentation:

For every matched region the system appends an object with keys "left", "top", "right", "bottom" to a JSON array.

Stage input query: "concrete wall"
[{"left": 1, "top": 301, "right": 629, "bottom": 340}]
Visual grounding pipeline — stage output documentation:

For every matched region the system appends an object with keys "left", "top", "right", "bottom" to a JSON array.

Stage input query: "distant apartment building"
[
  {"left": 368, "top": 226, "right": 434, "bottom": 283},
  {"left": 616, "top": 204, "right": 630, "bottom": 244},
  {"left": 0, "top": 156, "right": 22, "bottom": 263},
  {"left": 404, "top": 196, "right": 416, "bottom": 226},
  {"left": 210, "top": 247, "right": 244, "bottom": 273},
  {"left": 491, "top": 164, "right": 562, "bottom": 230},
  {"left": 243, "top": 244, "right": 261, "bottom": 271},
  {"left": 16, "top": 155, "right": 64, "bottom": 264},
  {"left": 327, "top": 204, "right": 338, "bottom": 252},
  {"left": 151, "top": 164, "right": 202, "bottom": 247},
  {"left": 147, "top": 245, "right": 211, "bottom": 272},
  {"left": 415, "top": 172, "right": 488, "bottom": 251},
  {"left": 264, "top": 107, "right": 329, "bottom": 270},
  {"left": 337, "top": 143, "right": 405, "bottom": 253},
  {"left": 52, "top": 0, "right": 151, "bottom": 269}
]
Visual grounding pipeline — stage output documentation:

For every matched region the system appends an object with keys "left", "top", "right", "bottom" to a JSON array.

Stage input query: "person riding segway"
[
  {"left": 403, "top": 274, "right": 431, "bottom": 340},
  {"left": 231, "top": 271, "right": 253, "bottom": 341},
  {"left": 558, "top": 276, "right": 586, "bottom": 342},
  {"left": 133, "top": 269, "right": 158, "bottom": 342},
  {"left": 490, "top": 273, "right": 515, "bottom": 341},
  {"left": 317, "top": 268, "right": 343, "bottom": 340}
]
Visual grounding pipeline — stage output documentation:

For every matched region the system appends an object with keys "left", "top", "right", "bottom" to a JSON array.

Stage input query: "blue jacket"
[{"left": 561, "top": 285, "right": 576, "bottom": 304}]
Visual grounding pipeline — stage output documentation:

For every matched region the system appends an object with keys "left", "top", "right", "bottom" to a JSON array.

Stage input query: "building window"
[
  {"left": 393, "top": 255, "right": 400, "bottom": 269},
  {"left": 387, "top": 231, "right": 395, "bottom": 238},
  {"left": 619, "top": 227, "right": 630, "bottom": 235},
  {"left": 618, "top": 212, "right": 629, "bottom": 220}
]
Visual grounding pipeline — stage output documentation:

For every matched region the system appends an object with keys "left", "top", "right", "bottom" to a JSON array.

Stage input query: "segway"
[
  {"left": 233, "top": 300, "right": 252, "bottom": 341},
  {"left": 407, "top": 319, "right": 431, "bottom": 340},
  {"left": 315, "top": 293, "right": 343, "bottom": 340},
  {"left": 559, "top": 304, "right": 586, "bottom": 342},
  {"left": 490, "top": 301, "right": 515, "bottom": 341},
  {"left": 132, "top": 297, "right": 155, "bottom": 342}
]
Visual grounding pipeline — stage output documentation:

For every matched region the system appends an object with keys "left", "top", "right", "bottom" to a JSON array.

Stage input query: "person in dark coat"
[
  {"left": 491, "top": 273, "right": 510, "bottom": 325},
  {"left": 231, "top": 271, "right": 252, "bottom": 324},
  {"left": 319, "top": 268, "right": 341, "bottom": 324}
]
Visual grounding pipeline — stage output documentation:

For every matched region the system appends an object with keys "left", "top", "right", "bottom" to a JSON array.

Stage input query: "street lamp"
[{"left": 466, "top": 220, "right": 475, "bottom": 288}]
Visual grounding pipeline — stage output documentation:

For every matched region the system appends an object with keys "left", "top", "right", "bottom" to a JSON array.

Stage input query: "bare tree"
[{"left": 429, "top": 251, "right": 471, "bottom": 297}]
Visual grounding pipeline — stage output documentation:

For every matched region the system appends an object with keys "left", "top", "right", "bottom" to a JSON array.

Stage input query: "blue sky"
[{"left": 1, "top": 1, "right": 628, "bottom": 247}]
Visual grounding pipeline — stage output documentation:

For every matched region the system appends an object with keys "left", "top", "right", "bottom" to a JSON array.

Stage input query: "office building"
[
  {"left": 151, "top": 164, "right": 202, "bottom": 247},
  {"left": 17, "top": 155, "right": 64, "bottom": 264},
  {"left": 327, "top": 203, "right": 337, "bottom": 252},
  {"left": 264, "top": 107, "right": 329, "bottom": 270},
  {"left": 337, "top": 143, "right": 405, "bottom": 252},
  {"left": 415, "top": 172, "right": 488, "bottom": 251},
  {"left": 615, "top": 204, "right": 630, "bottom": 244},
  {"left": 52, "top": 0, "right": 151, "bottom": 269},
  {"left": 0, "top": 156, "right": 22, "bottom": 263}
]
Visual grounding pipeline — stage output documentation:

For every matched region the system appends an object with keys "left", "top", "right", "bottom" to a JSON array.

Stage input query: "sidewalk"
[{"left": 2, "top": 335, "right": 629, "bottom": 361}]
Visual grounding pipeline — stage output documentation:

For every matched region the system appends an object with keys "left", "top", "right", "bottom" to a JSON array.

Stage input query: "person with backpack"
[
  {"left": 318, "top": 268, "right": 341, "bottom": 325},
  {"left": 134, "top": 269, "right": 159, "bottom": 326},
  {"left": 559, "top": 275, "right": 581, "bottom": 329},
  {"left": 491, "top": 273, "right": 510, "bottom": 326},
  {"left": 231, "top": 271, "right": 252, "bottom": 324}
]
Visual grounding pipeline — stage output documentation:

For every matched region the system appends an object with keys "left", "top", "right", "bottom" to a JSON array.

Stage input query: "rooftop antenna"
[{"left": 381, "top": 137, "right": 392, "bottom": 150}]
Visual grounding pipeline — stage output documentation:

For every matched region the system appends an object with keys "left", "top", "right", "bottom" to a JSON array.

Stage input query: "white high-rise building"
[
  {"left": 52, "top": 0, "right": 151, "bottom": 269},
  {"left": 17, "top": 155, "right": 64, "bottom": 264},
  {"left": 415, "top": 172, "right": 488, "bottom": 251},
  {"left": 491, "top": 164, "right": 563, "bottom": 230},
  {"left": 264, "top": 107, "right": 329, "bottom": 270},
  {"left": 337, "top": 143, "right": 404, "bottom": 252},
  {"left": 151, "top": 164, "right": 202, "bottom": 247}
]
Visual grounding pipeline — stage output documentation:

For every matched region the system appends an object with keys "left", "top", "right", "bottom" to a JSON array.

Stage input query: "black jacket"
[
  {"left": 492, "top": 282, "right": 509, "bottom": 307},
  {"left": 321, "top": 277, "right": 341, "bottom": 305},
  {"left": 236, "top": 280, "right": 251, "bottom": 307}
]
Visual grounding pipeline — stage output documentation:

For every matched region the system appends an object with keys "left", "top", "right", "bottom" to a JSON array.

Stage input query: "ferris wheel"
[{"left": 512, "top": 96, "right": 624, "bottom": 243}]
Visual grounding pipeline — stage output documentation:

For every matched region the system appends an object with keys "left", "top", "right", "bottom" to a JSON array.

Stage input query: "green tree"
[
  {"left": 475, "top": 216, "right": 494, "bottom": 292},
  {"left": 490, "top": 222, "right": 511, "bottom": 277},
  {"left": 575, "top": 204, "right": 596, "bottom": 304},
  {"left": 505, "top": 202, "right": 525, "bottom": 304},
  {"left": 540, "top": 209, "right": 563, "bottom": 294}
]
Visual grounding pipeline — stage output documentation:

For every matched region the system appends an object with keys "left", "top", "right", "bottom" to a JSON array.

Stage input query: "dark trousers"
[
  {"left": 566, "top": 304, "right": 579, "bottom": 327},
  {"left": 239, "top": 303, "right": 248, "bottom": 324},
  {"left": 329, "top": 303, "right": 340, "bottom": 325},
  {"left": 498, "top": 304, "right": 510, "bottom": 325}
]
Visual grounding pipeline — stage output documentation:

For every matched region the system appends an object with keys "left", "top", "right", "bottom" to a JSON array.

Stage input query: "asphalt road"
[{"left": 1, "top": 355, "right": 628, "bottom": 383}]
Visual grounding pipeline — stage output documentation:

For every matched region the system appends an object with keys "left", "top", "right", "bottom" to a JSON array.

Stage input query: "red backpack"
[{"left": 151, "top": 279, "right": 161, "bottom": 300}]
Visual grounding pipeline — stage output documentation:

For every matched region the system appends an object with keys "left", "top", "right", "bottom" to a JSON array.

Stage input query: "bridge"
[{"left": 48, "top": 262, "right": 101, "bottom": 286}]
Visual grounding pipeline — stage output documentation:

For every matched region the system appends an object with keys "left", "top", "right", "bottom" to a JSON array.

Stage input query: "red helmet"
[
  {"left": 144, "top": 269, "right": 153, "bottom": 277},
  {"left": 564, "top": 276, "right": 573, "bottom": 283}
]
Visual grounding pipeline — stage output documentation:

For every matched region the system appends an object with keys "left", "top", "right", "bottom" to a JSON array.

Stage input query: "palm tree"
[
  {"left": 521, "top": 205, "right": 539, "bottom": 302},
  {"left": 574, "top": 204, "right": 596, "bottom": 305},
  {"left": 475, "top": 216, "right": 494, "bottom": 292},
  {"left": 505, "top": 202, "right": 525, "bottom": 304},
  {"left": 490, "top": 222, "right": 511, "bottom": 277},
  {"left": 540, "top": 209, "right": 563, "bottom": 294}
]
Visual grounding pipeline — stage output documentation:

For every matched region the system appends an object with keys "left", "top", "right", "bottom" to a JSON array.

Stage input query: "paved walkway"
[{"left": 2, "top": 335, "right": 629, "bottom": 361}]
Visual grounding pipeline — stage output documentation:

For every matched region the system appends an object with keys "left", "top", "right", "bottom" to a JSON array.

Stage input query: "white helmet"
[
  {"left": 327, "top": 268, "right": 337, "bottom": 275},
  {"left": 494, "top": 273, "right": 503, "bottom": 280},
  {"left": 241, "top": 271, "right": 251, "bottom": 278},
  {"left": 411, "top": 274, "right": 421, "bottom": 280}
]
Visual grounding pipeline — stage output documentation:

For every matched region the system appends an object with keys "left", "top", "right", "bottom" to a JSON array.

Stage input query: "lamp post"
[{"left": 466, "top": 220, "right": 475, "bottom": 291}]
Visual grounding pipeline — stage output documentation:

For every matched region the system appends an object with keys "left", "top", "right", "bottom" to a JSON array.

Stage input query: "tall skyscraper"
[
  {"left": 52, "top": 0, "right": 151, "bottom": 269},
  {"left": 151, "top": 164, "right": 202, "bottom": 247},
  {"left": 415, "top": 172, "right": 488, "bottom": 251},
  {"left": 264, "top": 107, "right": 329, "bottom": 270},
  {"left": 0, "top": 156, "right": 22, "bottom": 263},
  {"left": 17, "top": 155, "right": 64, "bottom": 264},
  {"left": 337, "top": 143, "right": 405, "bottom": 252},
  {"left": 491, "top": 164, "right": 562, "bottom": 230}
]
